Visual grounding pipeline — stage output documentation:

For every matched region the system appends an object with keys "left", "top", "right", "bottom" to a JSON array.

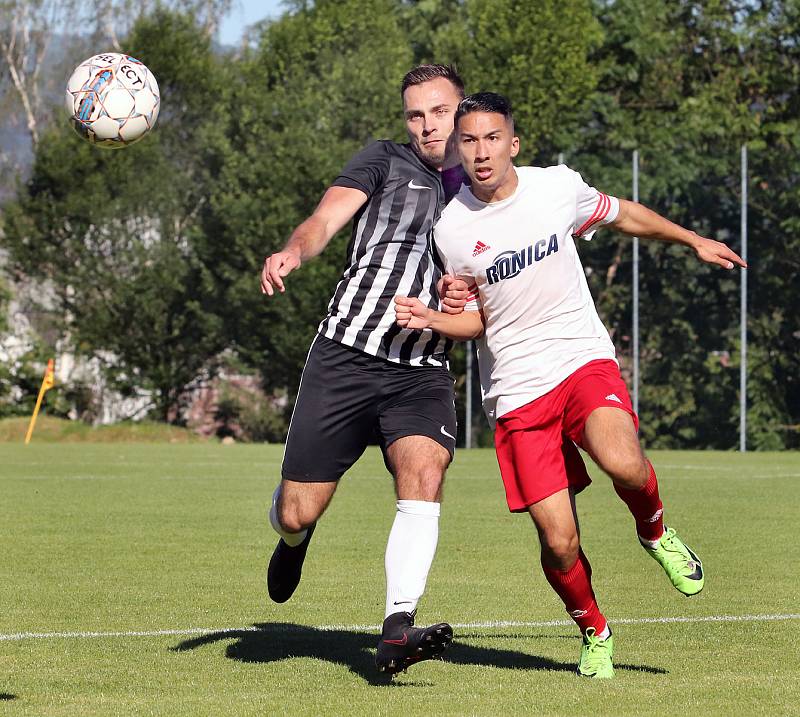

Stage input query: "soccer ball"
[{"left": 65, "top": 52, "right": 160, "bottom": 149}]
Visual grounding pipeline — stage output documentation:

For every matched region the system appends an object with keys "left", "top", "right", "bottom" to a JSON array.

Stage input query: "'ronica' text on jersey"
[{"left": 485, "top": 234, "right": 559, "bottom": 285}]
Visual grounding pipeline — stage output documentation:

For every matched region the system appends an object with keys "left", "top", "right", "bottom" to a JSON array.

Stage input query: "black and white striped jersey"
[{"left": 317, "top": 140, "right": 453, "bottom": 367}]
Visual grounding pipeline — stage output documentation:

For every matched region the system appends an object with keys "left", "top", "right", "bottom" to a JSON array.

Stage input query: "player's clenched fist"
[
  {"left": 261, "top": 249, "right": 302, "bottom": 296},
  {"left": 394, "top": 296, "right": 434, "bottom": 330},
  {"left": 438, "top": 274, "right": 469, "bottom": 314}
]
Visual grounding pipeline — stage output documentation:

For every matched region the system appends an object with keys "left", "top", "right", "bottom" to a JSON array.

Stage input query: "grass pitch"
[
  {"left": 0, "top": 416, "right": 203, "bottom": 443},
  {"left": 1, "top": 444, "right": 798, "bottom": 716}
]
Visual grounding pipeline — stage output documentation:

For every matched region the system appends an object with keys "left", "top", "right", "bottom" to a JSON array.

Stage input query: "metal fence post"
[
  {"left": 740, "top": 145, "right": 748, "bottom": 452},
  {"left": 632, "top": 150, "right": 640, "bottom": 415}
]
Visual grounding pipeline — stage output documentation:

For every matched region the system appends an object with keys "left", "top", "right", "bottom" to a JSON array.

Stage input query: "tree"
[
  {"left": 0, "top": 0, "right": 82, "bottom": 148},
  {"left": 431, "top": 0, "right": 603, "bottom": 162},
  {"left": 556, "top": 0, "right": 744, "bottom": 448},
  {"left": 1, "top": 9, "right": 228, "bottom": 420},
  {"left": 737, "top": 0, "right": 800, "bottom": 448}
]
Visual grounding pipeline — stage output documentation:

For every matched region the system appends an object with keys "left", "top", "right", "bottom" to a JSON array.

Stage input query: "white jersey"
[{"left": 434, "top": 165, "right": 620, "bottom": 425}]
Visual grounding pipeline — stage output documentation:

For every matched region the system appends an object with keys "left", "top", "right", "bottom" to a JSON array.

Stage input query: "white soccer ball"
[{"left": 65, "top": 52, "right": 160, "bottom": 149}]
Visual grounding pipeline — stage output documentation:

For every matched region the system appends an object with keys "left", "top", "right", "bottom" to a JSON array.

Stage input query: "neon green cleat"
[
  {"left": 642, "top": 526, "right": 704, "bottom": 596},
  {"left": 577, "top": 627, "right": 614, "bottom": 678}
]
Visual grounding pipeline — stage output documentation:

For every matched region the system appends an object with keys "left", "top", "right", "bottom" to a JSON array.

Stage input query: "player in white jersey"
[{"left": 395, "top": 92, "right": 746, "bottom": 678}]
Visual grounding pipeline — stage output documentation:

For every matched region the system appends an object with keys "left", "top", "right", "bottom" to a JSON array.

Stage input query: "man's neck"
[{"left": 471, "top": 166, "right": 519, "bottom": 203}]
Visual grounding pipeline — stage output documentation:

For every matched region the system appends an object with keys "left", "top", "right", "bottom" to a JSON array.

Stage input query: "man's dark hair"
[
  {"left": 401, "top": 64, "right": 465, "bottom": 98},
  {"left": 455, "top": 92, "right": 514, "bottom": 128}
]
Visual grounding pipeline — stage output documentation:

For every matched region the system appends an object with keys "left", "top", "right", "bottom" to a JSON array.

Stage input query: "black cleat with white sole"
[
  {"left": 375, "top": 610, "right": 453, "bottom": 675},
  {"left": 267, "top": 524, "right": 315, "bottom": 603}
]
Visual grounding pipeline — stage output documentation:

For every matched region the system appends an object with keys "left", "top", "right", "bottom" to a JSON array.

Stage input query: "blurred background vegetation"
[{"left": 0, "top": 0, "right": 797, "bottom": 449}]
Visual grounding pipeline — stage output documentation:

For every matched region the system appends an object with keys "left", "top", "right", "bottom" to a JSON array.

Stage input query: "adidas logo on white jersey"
[{"left": 472, "top": 240, "right": 490, "bottom": 257}]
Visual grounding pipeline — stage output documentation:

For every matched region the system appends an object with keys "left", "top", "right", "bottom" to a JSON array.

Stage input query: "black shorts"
[{"left": 282, "top": 335, "right": 457, "bottom": 483}]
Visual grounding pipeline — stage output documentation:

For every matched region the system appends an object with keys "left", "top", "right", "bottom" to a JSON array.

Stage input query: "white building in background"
[
  {"left": 54, "top": 350, "right": 155, "bottom": 424},
  {"left": 1, "top": 280, "right": 153, "bottom": 425}
]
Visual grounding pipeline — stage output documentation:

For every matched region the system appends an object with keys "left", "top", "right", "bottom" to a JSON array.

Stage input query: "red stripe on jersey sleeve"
[{"left": 575, "top": 193, "right": 611, "bottom": 237}]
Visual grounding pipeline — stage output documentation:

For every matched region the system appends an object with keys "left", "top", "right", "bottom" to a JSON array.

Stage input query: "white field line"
[
  {"left": 652, "top": 464, "right": 742, "bottom": 471},
  {"left": 2, "top": 613, "right": 798, "bottom": 642},
  {"left": 751, "top": 473, "right": 800, "bottom": 479},
  {"left": 654, "top": 465, "right": 799, "bottom": 476}
]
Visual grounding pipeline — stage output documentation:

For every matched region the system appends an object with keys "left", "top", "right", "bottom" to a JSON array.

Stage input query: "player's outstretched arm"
[
  {"left": 394, "top": 296, "right": 484, "bottom": 340},
  {"left": 261, "top": 186, "right": 368, "bottom": 296},
  {"left": 610, "top": 199, "right": 747, "bottom": 270}
]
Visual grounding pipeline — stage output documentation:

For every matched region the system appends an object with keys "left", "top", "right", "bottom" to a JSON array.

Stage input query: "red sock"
[
  {"left": 614, "top": 460, "right": 664, "bottom": 542},
  {"left": 541, "top": 549, "right": 607, "bottom": 635}
]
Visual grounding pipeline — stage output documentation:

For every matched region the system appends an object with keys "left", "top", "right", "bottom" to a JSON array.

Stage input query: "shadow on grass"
[
  {"left": 172, "top": 623, "right": 666, "bottom": 685},
  {"left": 0, "top": 694, "right": 16, "bottom": 701}
]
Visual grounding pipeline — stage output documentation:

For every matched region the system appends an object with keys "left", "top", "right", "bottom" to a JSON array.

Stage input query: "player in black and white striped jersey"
[
  {"left": 320, "top": 140, "right": 453, "bottom": 365},
  {"left": 260, "top": 65, "right": 468, "bottom": 674}
]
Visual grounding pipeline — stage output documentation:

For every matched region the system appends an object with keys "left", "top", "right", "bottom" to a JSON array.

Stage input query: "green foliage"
[
  {"left": 432, "top": 0, "right": 603, "bottom": 161},
  {"left": 571, "top": 0, "right": 799, "bottom": 449},
  {"left": 214, "top": 383, "right": 288, "bottom": 443},
  {"left": 0, "top": 279, "right": 15, "bottom": 415},
  {"left": 0, "top": 341, "right": 55, "bottom": 419},
  {"left": 0, "top": 277, "right": 8, "bottom": 335},
  {"left": 0, "top": 415, "right": 205, "bottom": 442}
]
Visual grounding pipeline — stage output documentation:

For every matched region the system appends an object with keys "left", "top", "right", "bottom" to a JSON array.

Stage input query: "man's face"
[
  {"left": 403, "top": 77, "right": 461, "bottom": 169},
  {"left": 456, "top": 111, "right": 519, "bottom": 201}
]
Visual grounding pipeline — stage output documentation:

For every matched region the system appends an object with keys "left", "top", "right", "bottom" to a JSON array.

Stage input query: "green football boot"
[
  {"left": 642, "top": 526, "right": 704, "bottom": 596},
  {"left": 577, "top": 627, "right": 615, "bottom": 679}
]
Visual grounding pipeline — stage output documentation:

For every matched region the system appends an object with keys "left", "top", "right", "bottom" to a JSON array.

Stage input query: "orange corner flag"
[
  {"left": 42, "top": 359, "right": 55, "bottom": 391},
  {"left": 25, "top": 359, "right": 55, "bottom": 445}
]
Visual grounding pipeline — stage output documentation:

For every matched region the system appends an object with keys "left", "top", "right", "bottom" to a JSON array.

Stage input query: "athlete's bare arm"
[
  {"left": 610, "top": 198, "right": 747, "bottom": 270},
  {"left": 261, "top": 186, "right": 368, "bottom": 296},
  {"left": 394, "top": 296, "right": 484, "bottom": 340}
]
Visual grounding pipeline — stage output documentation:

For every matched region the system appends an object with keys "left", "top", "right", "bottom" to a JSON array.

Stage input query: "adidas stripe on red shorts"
[{"left": 494, "top": 359, "right": 638, "bottom": 512}]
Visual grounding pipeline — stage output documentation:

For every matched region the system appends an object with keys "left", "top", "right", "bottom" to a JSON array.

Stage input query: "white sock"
[
  {"left": 598, "top": 624, "right": 611, "bottom": 640},
  {"left": 638, "top": 530, "right": 665, "bottom": 550},
  {"left": 384, "top": 500, "right": 440, "bottom": 619},
  {"left": 268, "top": 485, "right": 307, "bottom": 547}
]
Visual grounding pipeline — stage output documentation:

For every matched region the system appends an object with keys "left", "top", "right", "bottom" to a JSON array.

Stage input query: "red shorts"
[{"left": 494, "top": 359, "right": 638, "bottom": 512}]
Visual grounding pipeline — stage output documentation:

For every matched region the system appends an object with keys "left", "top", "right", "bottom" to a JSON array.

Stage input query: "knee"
[
  {"left": 541, "top": 531, "right": 580, "bottom": 570},
  {"left": 396, "top": 464, "right": 446, "bottom": 501},
  {"left": 607, "top": 454, "right": 649, "bottom": 490},
  {"left": 419, "top": 464, "right": 446, "bottom": 497},
  {"left": 277, "top": 501, "right": 314, "bottom": 533}
]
